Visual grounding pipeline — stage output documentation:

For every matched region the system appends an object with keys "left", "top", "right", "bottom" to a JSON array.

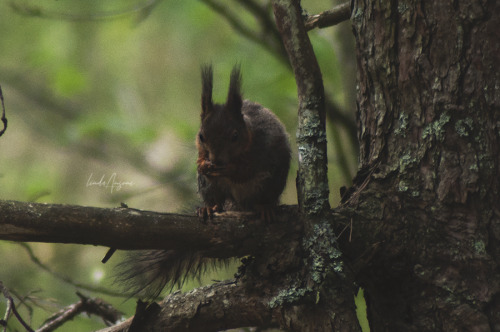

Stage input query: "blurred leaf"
[{"left": 52, "top": 65, "right": 88, "bottom": 97}]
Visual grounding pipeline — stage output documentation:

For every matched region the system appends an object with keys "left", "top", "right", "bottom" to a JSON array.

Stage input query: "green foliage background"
[{"left": 0, "top": 0, "right": 362, "bottom": 330}]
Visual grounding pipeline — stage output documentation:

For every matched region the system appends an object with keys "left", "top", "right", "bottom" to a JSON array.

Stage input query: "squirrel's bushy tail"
[{"left": 116, "top": 250, "right": 228, "bottom": 300}]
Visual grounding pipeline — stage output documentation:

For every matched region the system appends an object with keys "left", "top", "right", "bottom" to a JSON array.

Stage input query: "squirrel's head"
[{"left": 197, "top": 65, "right": 251, "bottom": 169}]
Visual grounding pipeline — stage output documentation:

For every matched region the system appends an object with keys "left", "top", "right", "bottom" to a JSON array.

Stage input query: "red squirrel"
[
  {"left": 197, "top": 65, "right": 291, "bottom": 220},
  {"left": 117, "top": 66, "right": 290, "bottom": 298}
]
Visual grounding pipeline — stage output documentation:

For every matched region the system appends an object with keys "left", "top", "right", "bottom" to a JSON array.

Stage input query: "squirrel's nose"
[{"left": 208, "top": 152, "right": 223, "bottom": 166}]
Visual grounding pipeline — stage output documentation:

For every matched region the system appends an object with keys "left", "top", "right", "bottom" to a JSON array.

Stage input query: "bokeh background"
[{"left": 0, "top": 0, "right": 361, "bottom": 330}]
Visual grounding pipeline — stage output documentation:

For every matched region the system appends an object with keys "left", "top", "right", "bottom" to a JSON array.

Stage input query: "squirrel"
[
  {"left": 116, "top": 65, "right": 291, "bottom": 299},
  {"left": 196, "top": 65, "right": 291, "bottom": 220}
]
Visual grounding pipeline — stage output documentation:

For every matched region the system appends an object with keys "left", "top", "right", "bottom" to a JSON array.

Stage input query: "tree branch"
[
  {"left": 272, "top": 0, "right": 330, "bottom": 219},
  {"left": 37, "top": 292, "right": 121, "bottom": 332},
  {"left": 0, "top": 282, "right": 34, "bottom": 332},
  {"left": 269, "top": 3, "right": 361, "bottom": 330},
  {"left": 304, "top": 2, "right": 351, "bottom": 31},
  {"left": 0, "top": 200, "right": 301, "bottom": 258},
  {"left": 97, "top": 280, "right": 276, "bottom": 332}
]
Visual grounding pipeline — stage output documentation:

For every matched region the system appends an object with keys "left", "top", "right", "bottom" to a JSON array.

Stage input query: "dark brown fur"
[
  {"left": 117, "top": 66, "right": 290, "bottom": 299},
  {"left": 197, "top": 65, "right": 291, "bottom": 215}
]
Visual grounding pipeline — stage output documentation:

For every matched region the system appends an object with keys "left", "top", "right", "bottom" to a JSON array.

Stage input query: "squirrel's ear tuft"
[
  {"left": 201, "top": 65, "right": 214, "bottom": 117},
  {"left": 226, "top": 65, "right": 243, "bottom": 115}
]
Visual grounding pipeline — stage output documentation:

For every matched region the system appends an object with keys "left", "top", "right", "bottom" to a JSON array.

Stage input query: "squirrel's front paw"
[{"left": 196, "top": 205, "right": 222, "bottom": 222}]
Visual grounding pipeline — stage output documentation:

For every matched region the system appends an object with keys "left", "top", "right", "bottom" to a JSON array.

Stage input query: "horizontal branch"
[
  {"left": 304, "top": 2, "right": 351, "bottom": 31},
  {"left": 97, "top": 280, "right": 276, "bottom": 332},
  {"left": 0, "top": 200, "right": 302, "bottom": 258}
]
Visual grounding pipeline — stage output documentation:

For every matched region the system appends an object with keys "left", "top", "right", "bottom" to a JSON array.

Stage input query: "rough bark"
[
  {"left": 0, "top": 200, "right": 301, "bottom": 257},
  {"left": 98, "top": 281, "right": 276, "bottom": 332},
  {"left": 272, "top": 0, "right": 330, "bottom": 219},
  {"left": 344, "top": 0, "right": 500, "bottom": 330},
  {"left": 304, "top": 2, "right": 351, "bottom": 31},
  {"left": 272, "top": 1, "right": 360, "bottom": 330}
]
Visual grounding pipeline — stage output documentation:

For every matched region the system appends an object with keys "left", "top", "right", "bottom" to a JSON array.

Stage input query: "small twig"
[
  {"left": 37, "top": 292, "right": 121, "bottom": 332},
  {"left": 101, "top": 248, "right": 117, "bottom": 263},
  {"left": 304, "top": 2, "right": 351, "bottom": 31},
  {"left": 8, "top": 289, "right": 39, "bottom": 323},
  {"left": 102, "top": 202, "right": 147, "bottom": 264},
  {"left": 0, "top": 282, "right": 35, "bottom": 332},
  {"left": 0, "top": 86, "right": 8, "bottom": 137}
]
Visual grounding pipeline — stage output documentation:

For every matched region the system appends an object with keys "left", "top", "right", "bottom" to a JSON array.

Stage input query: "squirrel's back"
[{"left": 233, "top": 100, "right": 290, "bottom": 208}]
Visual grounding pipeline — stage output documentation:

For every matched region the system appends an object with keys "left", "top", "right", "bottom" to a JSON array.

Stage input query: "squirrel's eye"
[
  {"left": 198, "top": 133, "right": 205, "bottom": 143},
  {"left": 231, "top": 130, "right": 238, "bottom": 142}
]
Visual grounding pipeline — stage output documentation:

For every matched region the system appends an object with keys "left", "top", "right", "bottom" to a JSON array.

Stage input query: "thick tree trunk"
[{"left": 345, "top": 0, "right": 500, "bottom": 330}]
